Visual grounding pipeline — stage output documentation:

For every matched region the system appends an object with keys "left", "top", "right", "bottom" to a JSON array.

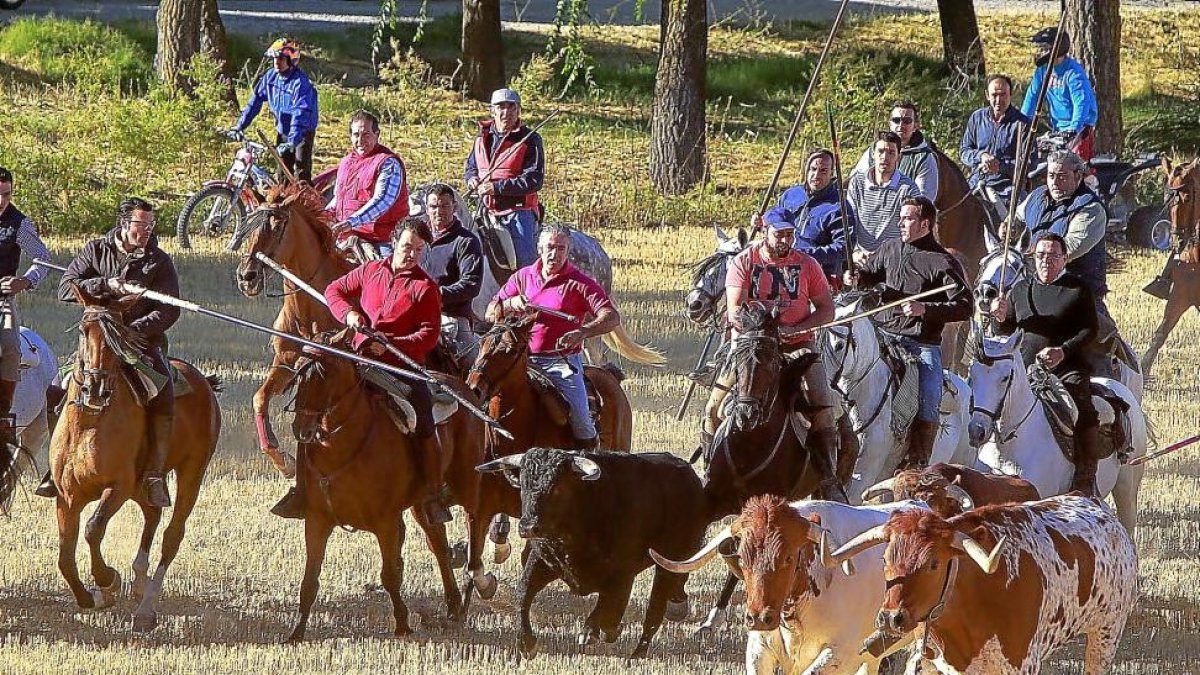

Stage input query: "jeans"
[
  {"left": 891, "top": 335, "right": 942, "bottom": 423},
  {"left": 497, "top": 209, "right": 539, "bottom": 268},
  {"left": 530, "top": 353, "right": 595, "bottom": 440}
]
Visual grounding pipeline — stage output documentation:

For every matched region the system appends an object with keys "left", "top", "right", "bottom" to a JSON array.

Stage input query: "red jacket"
[
  {"left": 325, "top": 260, "right": 441, "bottom": 365},
  {"left": 333, "top": 144, "right": 410, "bottom": 243},
  {"left": 471, "top": 120, "right": 540, "bottom": 215}
]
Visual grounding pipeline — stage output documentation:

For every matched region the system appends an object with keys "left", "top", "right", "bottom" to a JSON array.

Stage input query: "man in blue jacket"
[
  {"left": 961, "top": 74, "right": 1033, "bottom": 235},
  {"left": 231, "top": 39, "right": 320, "bottom": 182},
  {"left": 1021, "top": 28, "right": 1098, "bottom": 163},
  {"left": 754, "top": 149, "right": 855, "bottom": 280}
]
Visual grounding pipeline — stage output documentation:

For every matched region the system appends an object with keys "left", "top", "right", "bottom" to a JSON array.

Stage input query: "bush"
[{"left": 0, "top": 17, "right": 154, "bottom": 95}]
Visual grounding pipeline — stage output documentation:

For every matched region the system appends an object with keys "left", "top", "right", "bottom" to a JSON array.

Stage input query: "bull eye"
[{"left": 929, "top": 559, "right": 939, "bottom": 571}]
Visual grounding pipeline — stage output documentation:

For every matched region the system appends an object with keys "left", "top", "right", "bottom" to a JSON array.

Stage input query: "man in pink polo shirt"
[
  {"left": 703, "top": 210, "right": 846, "bottom": 501},
  {"left": 486, "top": 224, "right": 618, "bottom": 448}
]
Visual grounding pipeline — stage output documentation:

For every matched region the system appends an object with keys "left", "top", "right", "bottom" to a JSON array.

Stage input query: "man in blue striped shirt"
[
  {"left": 231, "top": 39, "right": 319, "bottom": 182},
  {"left": 326, "top": 111, "right": 411, "bottom": 260}
]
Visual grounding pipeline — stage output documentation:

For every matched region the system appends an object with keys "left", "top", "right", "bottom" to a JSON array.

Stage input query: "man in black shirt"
[
  {"left": 989, "top": 233, "right": 1102, "bottom": 497},
  {"left": 419, "top": 184, "right": 483, "bottom": 366}
]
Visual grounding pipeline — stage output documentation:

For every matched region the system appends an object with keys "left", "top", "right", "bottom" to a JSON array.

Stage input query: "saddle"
[
  {"left": 1027, "top": 364, "right": 1131, "bottom": 463},
  {"left": 473, "top": 213, "right": 518, "bottom": 283},
  {"left": 527, "top": 361, "right": 622, "bottom": 428},
  {"left": 359, "top": 366, "right": 460, "bottom": 435},
  {"left": 60, "top": 359, "right": 193, "bottom": 407}
]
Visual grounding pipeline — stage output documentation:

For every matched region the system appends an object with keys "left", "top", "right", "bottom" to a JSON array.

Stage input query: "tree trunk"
[
  {"left": 936, "top": 0, "right": 985, "bottom": 77},
  {"left": 156, "top": 0, "right": 203, "bottom": 94},
  {"left": 462, "top": 0, "right": 504, "bottom": 101},
  {"left": 649, "top": 0, "right": 707, "bottom": 196},
  {"left": 200, "top": 0, "right": 238, "bottom": 107},
  {"left": 1065, "top": 0, "right": 1122, "bottom": 154}
]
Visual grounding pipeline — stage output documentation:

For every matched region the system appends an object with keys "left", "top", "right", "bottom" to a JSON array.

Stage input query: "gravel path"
[{"left": 7, "top": 0, "right": 1196, "bottom": 36}]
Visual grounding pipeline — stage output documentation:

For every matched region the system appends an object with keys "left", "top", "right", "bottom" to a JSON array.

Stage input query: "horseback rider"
[
  {"left": 960, "top": 74, "right": 1034, "bottom": 225},
  {"left": 989, "top": 233, "right": 1104, "bottom": 497},
  {"left": 486, "top": 224, "right": 616, "bottom": 449},
  {"left": 272, "top": 219, "right": 452, "bottom": 523},
  {"left": 844, "top": 196, "right": 972, "bottom": 470},
  {"left": 230, "top": 38, "right": 319, "bottom": 183},
  {"left": 419, "top": 183, "right": 483, "bottom": 365},
  {"left": 846, "top": 131, "right": 922, "bottom": 257},
  {"left": 854, "top": 101, "right": 940, "bottom": 201},
  {"left": 703, "top": 211, "right": 846, "bottom": 502},
  {"left": 0, "top": 167, "right": 52, "bottom": 451},
  {"left": 326, "top": 110, "right": 411, "bottom": 260},
  {"left": 1022, "top": 27, "right": 1098, "bottom": 163},
  {"left": 37, "top": 198, "right": 179, "bottom": 507},
  {"left": 465, "top": 88, "right": 545, "bottom": 269},
  {"left": 751, "top": 149, "right": 856, "bottom": 280}
]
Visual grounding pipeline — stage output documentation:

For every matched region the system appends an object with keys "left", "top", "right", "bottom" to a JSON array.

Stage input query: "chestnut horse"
[
  {"left": 52, "top": 290, "right": 221, "bottom": 632},
  {"left": 1142, "top": 158, "right": 1200, "bottom": 377},
  {"left": 932, "top": 149, "right": 990, "bottom": 372},
  {"left": 285, "top": 343, "right": 500, "bottom": 640}
]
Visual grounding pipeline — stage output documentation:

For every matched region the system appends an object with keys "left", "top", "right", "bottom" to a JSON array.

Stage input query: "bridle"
[
  {"left": 729, "top": 329, "right": 782, "bottom": 429},
  {"left": 71, "top": 307, "right": 132, "bottom": 413},
  {"left": 968, "top": 346, "right": 1038, "bottom": 444},
  {"left": 467, "top": 322, "right": 528, "bottom": 398}
]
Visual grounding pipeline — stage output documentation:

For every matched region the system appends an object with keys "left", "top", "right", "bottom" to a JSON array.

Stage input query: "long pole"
[
  {"left": 466, "top": 108, "right": 563, "bottom": 199},
  {"left": 755, "top": 0, "right": 853, "bottom": 224},
  {"left": 675, "top": 328, "right": 717, "bottom": 421},
  {"left": 1126, "top": 434, "right": 1200, "bottom": 466},
  {"left": 826, "top": 101, "right": 854, "bottom": 275},
  {"left": 810, "top": 283, "right": 957, "bottom": 332}
]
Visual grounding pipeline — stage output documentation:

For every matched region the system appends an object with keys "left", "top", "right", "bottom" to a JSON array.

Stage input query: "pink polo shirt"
[
  {"left": 727, "top": 244, "right": 829, "bottom": 345},
  {"left": 495, "top": 260, "right": 615, "bottom": 355}
]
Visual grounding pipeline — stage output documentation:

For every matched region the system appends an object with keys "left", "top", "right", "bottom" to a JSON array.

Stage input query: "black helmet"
[{"left": 1031, "top": 27, "right": 1070, "bottom": 65}]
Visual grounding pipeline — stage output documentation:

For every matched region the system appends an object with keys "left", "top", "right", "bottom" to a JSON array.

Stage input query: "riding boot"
[
  {"left": 809, "top": 428, "right": 849, "bottom": 503},
  {"left": 1142, "top": 256, "right": 1177, "bottom": 300},
  {"left": 142, "top": 413, "right": 173, "bottom": 508},
  {"left": 34, "top": 470, "right": 57, "bottom": 498},
  {"left": 835, "top": 414, "right": 860, "bottom": 486},
  {"left": 0, "top": 379, "right": 17, "bottom": 451},
  {"left": 573, "top": 434, "right": 600, "bottom": 450},
  {"left": 417, "top": 432, "right": 452, "bottom": 525},
  {"left": 270, "top": 444, "right": 307, "bottom": 520},
  {"left": 1070, "top": 424, "right": 1103, "bottom": 499},
  {"left": 899, "top": 420, "right": 939, "bottom": 472}
]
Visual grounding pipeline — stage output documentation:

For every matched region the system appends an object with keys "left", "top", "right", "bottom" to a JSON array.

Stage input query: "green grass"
[{"left": 0, "top": 16, "right": 154, "bottom": 94}]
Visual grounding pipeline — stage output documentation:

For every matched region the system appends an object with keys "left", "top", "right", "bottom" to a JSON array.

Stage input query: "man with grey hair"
[{"left": 465, "top": 88, "right": 545, "bottom": 269}]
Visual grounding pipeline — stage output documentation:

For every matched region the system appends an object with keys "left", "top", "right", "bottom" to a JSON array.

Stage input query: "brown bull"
[{"left": 862, "top": 463, "right": 1040, "bottom": 517}]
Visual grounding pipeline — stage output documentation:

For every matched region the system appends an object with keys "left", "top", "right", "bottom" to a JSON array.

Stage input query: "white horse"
[
  {"left": 12, "top": 326, "right": 61, "bottom": 477},
  {"left": 966, "top": 329, "right": 1146, "bottom": 534},
  {"left": 822, "top": 297, "right": 976, "bottom": 502},
  {"left": 974, "top": 246, "right": 1144, "bottom": 400}
]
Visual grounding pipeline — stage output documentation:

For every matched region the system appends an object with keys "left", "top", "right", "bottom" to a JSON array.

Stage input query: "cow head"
[
  {"left": 650, "top": 495, "right": 837, "bottom": 632},
  {"left": 476, "top": 447, "right": 601, "bottom": 539},
  {"left": 827, "top": 510, "right": 1007, "bottom": 636},
  {"left": 861, "top": 466, "right": 975, "bottom": 517}
]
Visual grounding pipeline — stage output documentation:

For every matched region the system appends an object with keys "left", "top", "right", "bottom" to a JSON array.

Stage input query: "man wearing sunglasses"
[{"left": 854, "top": 100, "right": 940, "bottom": 202}]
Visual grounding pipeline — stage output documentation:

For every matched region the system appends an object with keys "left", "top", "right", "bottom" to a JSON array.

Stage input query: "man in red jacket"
[
  {"left": 271, "top": 219, "right": 451, "bottom": 522},
  {"left": 326, "top": 110, "right": 411, "bottom": 261}
]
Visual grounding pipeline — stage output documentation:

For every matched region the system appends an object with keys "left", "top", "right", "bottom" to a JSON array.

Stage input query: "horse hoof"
[
  {"left": 518, "top": 636, "right": 538, "bottom": 660},
  {"left": 103, "top": 570, "right": 122, "bottom": 595},
  {"left": 696, "top": 624, "right": 713, "bottom": 640},
  {"left": 666, "top": 597, "right": 690, "bottom": 622},
  {"left": 89, "top": 588, "right": 116, "bottom": 610},
  {"left": 285, "top": 630, "right": 305, "bottom": 644},
  {"left": 394, "top": 622, "right": 412, "bottom": 637},
  {"left": 577, "top": 628, "right": 600, "bottom": 647},
  {"left": 132, "top": 611, "right": 158, "bottom": 633},
  {"left": 492, "top": 541, "right": 512, "bottom": 565},
  {"left": 449, "top": 541, "right": 468, "bottom": 569},
  {"left": 475, "top": 572, "right": 498, "bottom": 600}
]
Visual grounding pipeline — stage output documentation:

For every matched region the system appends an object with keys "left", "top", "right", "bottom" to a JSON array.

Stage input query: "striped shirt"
[
  {"left": 324, "top": 156, "right": 406, "bottom": 230},
  {"left": 845, "top": 169, "right": 921, "bottom": 253},
  {"left": 14, "top": 216, "right": 51, "bottom": 287}
]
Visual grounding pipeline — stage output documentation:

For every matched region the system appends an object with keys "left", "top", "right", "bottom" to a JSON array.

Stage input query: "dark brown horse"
[
  {"left": 932, "top": 149, "right": 990, "bottom": 371},
  {"left": 52, "top": 290, "right": 221, "bottom": 632},
  {"left": 285, "top": 341, "right": 503, "bottom": 640},
  {"left": 1142, "top": 158, "right": 1200, "bottom": 376}
]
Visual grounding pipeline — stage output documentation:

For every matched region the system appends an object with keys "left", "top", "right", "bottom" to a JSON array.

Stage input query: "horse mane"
[
  {"left": 270, "top": 183, "right": 338, "bottom": 252},
  {"left": 687, "top": 251, "right": 726, "bottom": 287}
]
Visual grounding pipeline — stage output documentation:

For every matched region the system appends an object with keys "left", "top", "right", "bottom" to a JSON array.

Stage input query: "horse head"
[
  {"left": 966, "top": 325, "right": 1024, "bottom": 448},
  {"left": 1164, "top": 157, "right": 1200, "bottom": 255},
  {"left": 234, "top": 183, "right": 335, "bottom": 297},
  {"left": 686, "top": 225, "right": 748, "bottom": 325},
  {"left": 822, "top": 293, "right": 880, "bottom": 385},
  {"left": 466, "top": 315, "right": 533, "bottom": 400},
  {"left": 974, "top": 247, "right": 1026, "bottom": 315},
  {"left": 729, "top": 301, "right": 783, "bottom": 431},
  {"left": 289, "top": 329, "right": 358, "bottom": 445},
  {"left": 67, "top": 284, "right": 144, "bottom": 413}
]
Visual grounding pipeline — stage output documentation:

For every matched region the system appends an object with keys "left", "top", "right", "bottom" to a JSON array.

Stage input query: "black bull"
[{"left": 478, "top": 447, "right": 712, "bottom": 659}]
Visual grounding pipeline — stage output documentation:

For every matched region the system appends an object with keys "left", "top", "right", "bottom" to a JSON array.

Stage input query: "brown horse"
[
  {"left": 285, "top": 341, "right": 501, "bottom": 640},
  {"left": 1142, "top": 158, "right": 1200, "bottom": 377},
  {"left": 52, "top": 290, "right": 221, "bottom": 632},
  {"left": 933, "top": 148, "right": 990, "bottom": 371}
]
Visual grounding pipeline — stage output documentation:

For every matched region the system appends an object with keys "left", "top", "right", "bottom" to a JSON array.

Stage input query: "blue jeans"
[
  {"left": 529, "top": 353, "right": 595, "bottom": 441},
  {"left": 891, "top": 335, "right": 942, "bottom": 422},
  {"left": 497, "top": 209, "right": 539, "bottom": 268}
]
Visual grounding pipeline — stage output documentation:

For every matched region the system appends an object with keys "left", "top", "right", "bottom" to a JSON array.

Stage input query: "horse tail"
[
  {"left": 206, "top": 374, "right": 225, "bottom": 393},
  {"left": 601, "top": 325, "right": 667, "bottom": 366},
  {"left": 0, "top": 443, "right": 23, "bottom": 515}
]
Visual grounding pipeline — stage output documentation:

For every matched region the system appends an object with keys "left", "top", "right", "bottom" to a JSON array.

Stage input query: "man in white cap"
[{"left": 464, "top": 88, "right": 546, "bottom": 268}]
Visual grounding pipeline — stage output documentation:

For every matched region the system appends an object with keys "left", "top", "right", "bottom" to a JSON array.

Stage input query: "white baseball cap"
[{"left": 490, "top": 88, "right": 521, "bottom": 106}]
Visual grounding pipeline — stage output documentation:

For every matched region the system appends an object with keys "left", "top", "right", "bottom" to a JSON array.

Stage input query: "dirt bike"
[
  {"left": 176, "top": 131, "right": 276, "bottom": 249},
  {"left": 0, "top": 1, "right": 26, "bottom": 10}
]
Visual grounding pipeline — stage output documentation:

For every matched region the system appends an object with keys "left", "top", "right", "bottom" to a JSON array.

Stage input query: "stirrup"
[
  {"left": 270, "top": 486, "right": 306, "bottom": 520},
  {"left": 34, "top": 471, "right": 58, "bottom": 499}
]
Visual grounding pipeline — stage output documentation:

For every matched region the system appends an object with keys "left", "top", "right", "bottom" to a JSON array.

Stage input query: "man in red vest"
[
  {"left": 464, "top": 88, "right": 545, "bottom": 268},
  {"left": 327, "top": 110, "right": 411, "bottom": 260}
]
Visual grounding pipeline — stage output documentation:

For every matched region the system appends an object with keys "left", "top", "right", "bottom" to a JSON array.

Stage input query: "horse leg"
[
  {"left": 698, "top": 572, "right": 739, "bottom": 638},
  {"left": 1112, "top": 460, "right": 1146, "bottom": 538},
  {"left": 84, "top": 487, "right": 126, "bottom": 608},
  {"left": 411, "top": 507, "right": 464, "bottom": 621},
  {"left": 131, "top": 501, "right": 163, "bottom": 602},
  {"left": 288, "top": 512, "right": 334, "bottom": 643},
  {"left": 375, "top": 516, "right": 412, "bottom": 636},
  {"left": 56, "top": 499, "right": 94, "bottom": 609},
  {"left": 1141, "top": 294, "right": 1189, "bottom": 377},
  {"left": 630, "top": 568, "right": 685, "bottom": 658},
  {"left": 132, "top": 461, "right": 205, "bottom": 632},
  {"left": 255, "top": 365, "right": 297, "bottom": 478},
  {"left": 20, "top": 409, "right": 49, "bottom": 480}
]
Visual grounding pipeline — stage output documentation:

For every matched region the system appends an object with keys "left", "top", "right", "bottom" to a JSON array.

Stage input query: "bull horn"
[
  {"left": 814, "top": 527, "right": 855, "bottom": 575},
  {"left": 952, "top": 531, "right": 1006, "bottom": 574},
  {"left": 861, "top": 477, "right": 897, "bottom": 503},
  {"left": 945, "top": 483, "right": 975, "bottom": 511},
  {"left": 572, "top": 456, "right": 602, "bottom": 481},
  {"left": 475, "top": 453, "right": 524, "bottom": 474},
  {"left": 649, "top": 525, "right": 733, "bottom": 574},
  {"left": 827, "top": 524, "right": 888, "bottom": 575}
]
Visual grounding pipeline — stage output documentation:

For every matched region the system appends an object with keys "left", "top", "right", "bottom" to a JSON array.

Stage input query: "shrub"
[{"left": 0, "top": 17, "right": 154, "bottom": 95}]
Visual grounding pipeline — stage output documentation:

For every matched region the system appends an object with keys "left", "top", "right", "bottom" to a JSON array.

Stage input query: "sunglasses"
[{"left": 890, "top": 116, "right": 915, "bottom": 125}]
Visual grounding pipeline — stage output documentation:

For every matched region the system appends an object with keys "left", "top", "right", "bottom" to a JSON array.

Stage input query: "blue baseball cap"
[{"left": 762, "top": 209, "right": 796, "bottom": 231}]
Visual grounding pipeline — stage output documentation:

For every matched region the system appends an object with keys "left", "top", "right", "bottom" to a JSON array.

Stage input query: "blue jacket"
[
  {"left": 235, "top": 68, "right": 320, "bottom": 146},
  {"left": 768, "top": 182, "right": 854, "bottom": 277},
  {"left": 1021, "top": 57, "right": 1097, "bottom": 134},
  {"left": 960, "top": 105, "right": 1033, "bottom": 197}
]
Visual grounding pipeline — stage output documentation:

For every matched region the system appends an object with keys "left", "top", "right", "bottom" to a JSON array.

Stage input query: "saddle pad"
[
  {"left": 1031, "top": 368, "right": 1127, "bottom": 462},
  {"left": 878, "top": 336, "right": 920, "bottom": 441}
]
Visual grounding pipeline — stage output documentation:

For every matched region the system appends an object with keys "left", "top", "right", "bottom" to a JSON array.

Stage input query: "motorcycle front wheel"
[
  {"left": 176, "top": 185, "right": 246, "bottom": 250},
  {"left": 0, "top": 0, "right": 27, "bottom": 10}
]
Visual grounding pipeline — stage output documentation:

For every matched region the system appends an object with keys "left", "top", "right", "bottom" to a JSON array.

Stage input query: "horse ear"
[
  {"left": 1162, "top": 156, "right": 1174, "bottom": 176},
  {"left": 715, "top": 224, "right": 729, "bottom": 242},
  {"left": 66, "top": 282, "right": 89, "bottom": 306},
  {"left": 737, "top": 228, "right": 749, "bottom": 247}
]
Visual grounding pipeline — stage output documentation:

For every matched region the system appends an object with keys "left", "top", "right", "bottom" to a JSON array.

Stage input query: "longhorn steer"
[
  {"left": 652, "top": 495, "right": 927, "bottom": 675},
  {"left": 477, "top": 448, "right": 711, "bottom": 659},
  {"left": 830, "top": 495, "right": 1138, "bottom": 674},
  {"left": 862, "top": 463, "right": 1041, "bottom": 516}
]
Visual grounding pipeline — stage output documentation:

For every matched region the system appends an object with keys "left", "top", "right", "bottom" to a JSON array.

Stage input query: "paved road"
[{"left": 8, "top": 0, "right": 1196, "bottom": 36}]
